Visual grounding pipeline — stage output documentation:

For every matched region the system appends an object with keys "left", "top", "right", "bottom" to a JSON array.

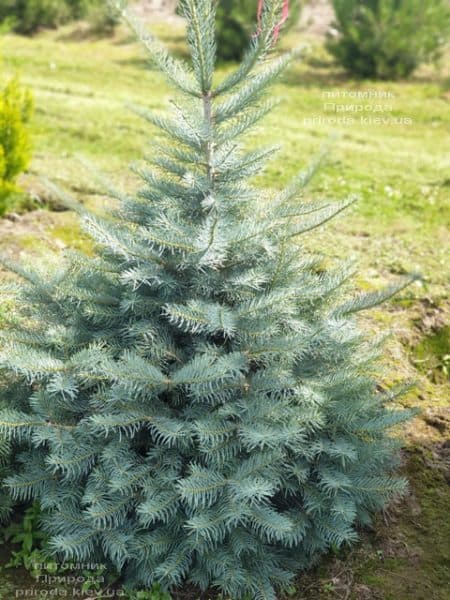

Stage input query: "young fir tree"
[{"left": 0, "top": 1, "right": 416, "bottom": 597}]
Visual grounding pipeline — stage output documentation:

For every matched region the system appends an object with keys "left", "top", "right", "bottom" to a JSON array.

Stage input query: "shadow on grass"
[{"left": 56, "top": 23, "right": 116, "bottom": 43}]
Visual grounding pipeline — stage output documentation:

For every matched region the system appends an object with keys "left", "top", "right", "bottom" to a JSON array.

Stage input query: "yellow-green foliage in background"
[{"left": 0, "top": 77, "right": 33, "bottom": 215}]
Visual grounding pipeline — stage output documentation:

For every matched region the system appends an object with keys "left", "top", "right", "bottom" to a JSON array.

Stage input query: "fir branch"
[
  {"left": 163, "top": 300, "right": 236, "bottom": 337},
  {"left": 214, "top": 51, "right": 298, "bottom": 124},
  {"left": 216, "top": 100, "right": 277, "bottom": 145},
  {"left": 213, "top": 0, "right": 290, "bottom": 97},
  {"left": 333, "top": 275, "right": 420, "bottom": 317},
  {"left": 130, "top": 104, "right": 204, "bottom": 151},
  {"left": 180, "top": 0, "right": 216, "bottom": 94},
  {"left": 111, "top": 1, "right": 200, "bottom": 97}
]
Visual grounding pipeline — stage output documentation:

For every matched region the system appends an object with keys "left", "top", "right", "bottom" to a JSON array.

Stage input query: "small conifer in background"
[
  {"left": 215, "top": 0, "right": 301, "bottom": 61},
  {"left": 0, "top": 1, "right": 416, "bottom": 598},
  {"left": 328, "top": 0, "right": 450, "bottom": 79},
  {"left": 0, "top": 77, "right": 33, "bottom": 215}
]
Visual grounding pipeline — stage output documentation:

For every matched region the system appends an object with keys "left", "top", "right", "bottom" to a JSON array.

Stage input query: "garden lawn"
[{"left": 0, "top": 20, "right": 449, "bottom": 600}]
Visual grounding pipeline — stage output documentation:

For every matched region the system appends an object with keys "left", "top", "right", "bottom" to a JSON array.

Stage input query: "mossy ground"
[{"left": 0, "top": 15, "right": 448, "bottom": 600}]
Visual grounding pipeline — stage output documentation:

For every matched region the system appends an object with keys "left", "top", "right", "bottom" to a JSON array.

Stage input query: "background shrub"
[
  {"left": 65, "top": 0, "right": 92, "bottom": 20},
  {"left": 211, "top": 0, "right": 302, "bottom": 62},
  {"left": 0, "top": 0, "right": 71, "bottom": 35},
  {"left": 0, "top": 78, "right": 33, "bottom": 216},
  {"left": 327, "top": 0, "right": 450, "bottom": 79},
  {"left": 86, "top": 1, "right": 121, "bottom": 36},
  {"left": 0, "top": 0, "right": 115, "bottom": 35}
]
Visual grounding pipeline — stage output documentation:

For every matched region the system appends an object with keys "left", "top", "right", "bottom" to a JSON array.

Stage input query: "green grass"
[{"left": 1, "top": 19, "right": 449, "bottom": 600}]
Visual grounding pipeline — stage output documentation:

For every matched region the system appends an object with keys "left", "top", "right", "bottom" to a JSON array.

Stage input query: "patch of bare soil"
[
  {"left": 415, "top": 298, "right": 448, "bottom": 336},
  {"left": 131, "top": 0, "right": 183, "bottom": 24},
  {"left": 300, "top": 0, "right": 334, "bottom": 37},
  {"left": 0, "top": 210, "right": 62, "bottom": 262}
]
